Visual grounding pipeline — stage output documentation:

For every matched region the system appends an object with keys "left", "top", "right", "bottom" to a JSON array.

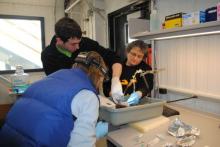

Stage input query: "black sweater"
[
  {"left": 121, "top": 61, "right": 153, "bottom": 97},
  {"left": 103, "top": 60, "right": 154, "bottom": 97},
  {"left": 41, "top": 36, "right": 121, "bottom": 75}
]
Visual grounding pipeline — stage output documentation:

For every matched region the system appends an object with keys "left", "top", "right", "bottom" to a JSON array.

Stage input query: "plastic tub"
[{"left": 99, "top": 97, "right": 166, "bottom": 126}]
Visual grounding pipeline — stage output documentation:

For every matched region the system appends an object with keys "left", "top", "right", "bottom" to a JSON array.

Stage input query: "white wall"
[
  {"left": 0, "top": 0, "right": 64, "bottom": 104},
  {"left": 67, "top": 0, "right": 134, "bottom": 47},
  {"left": 67, "top": 0, "right": 109, "bottom": 47},
  {"left": 93, "top": 0, "right": 107, "bottom": 46},
  {"left": 67, "top": 0, "right": 94, "bottom": 40},
  {"left": 156, "top": 34, "right": 220, "bottom": 100}
]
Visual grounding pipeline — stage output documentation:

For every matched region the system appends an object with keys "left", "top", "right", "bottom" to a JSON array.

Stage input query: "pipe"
[
  {"left": 65, "top": 0, "right": 81, "bottom": 13},
  {"left": 167, "top": 95, "right": 198, "bottom": 103}
]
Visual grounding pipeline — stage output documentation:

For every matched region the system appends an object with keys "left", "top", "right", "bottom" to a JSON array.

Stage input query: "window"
[{"left": 0, "top": 15, "right": 45, "bottom": 72}]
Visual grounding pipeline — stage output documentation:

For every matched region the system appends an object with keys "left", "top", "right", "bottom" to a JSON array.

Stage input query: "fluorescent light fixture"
[{"left": 154, "top": 30, "right": 220, "bottom": 40}]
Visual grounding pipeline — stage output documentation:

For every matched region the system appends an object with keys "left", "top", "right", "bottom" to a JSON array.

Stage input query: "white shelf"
[{"left": 132, "top": 21, "right": 220, "bottom": 40}]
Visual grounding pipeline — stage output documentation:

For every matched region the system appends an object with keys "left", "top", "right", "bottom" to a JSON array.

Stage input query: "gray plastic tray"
[{"left": 99, "top": 97, "right": 166, "bottom": 126}]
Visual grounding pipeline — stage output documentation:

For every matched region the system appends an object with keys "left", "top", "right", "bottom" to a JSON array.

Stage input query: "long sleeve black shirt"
[
  {"left": 41, "top": 36, "right": 121, "bottom": 76},
  {"left": 121, "top": 60, "right": 154, "bottom": 97},
  {"left": 103, "top": 60, "right": 154, "bottom": 97}
]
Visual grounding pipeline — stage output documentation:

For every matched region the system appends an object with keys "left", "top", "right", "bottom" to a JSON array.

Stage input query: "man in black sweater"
[{"left": 41, "top": 17, "right": 123, "bottom": 100}]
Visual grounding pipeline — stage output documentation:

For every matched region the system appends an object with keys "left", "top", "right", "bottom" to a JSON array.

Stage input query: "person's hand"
[
  {"left": 127, "top": 91, "right": 142, "bottom": 106},
  {"left": 96, "top": 121, "right": 108, "bottom": 139},
  {"left": 111, "top": 77, "right": 124, "bottom": 103}
]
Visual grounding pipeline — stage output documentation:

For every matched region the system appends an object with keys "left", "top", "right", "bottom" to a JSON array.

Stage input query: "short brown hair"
[
  {"left": 126, "top": 40, "right": 148, "bottom": 58},
  {"left": 55, "top": 17, "right": 82, "bottom": 42}
]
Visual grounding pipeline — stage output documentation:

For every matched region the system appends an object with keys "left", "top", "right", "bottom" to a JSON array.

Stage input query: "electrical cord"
[{"left": 167, "top": 95, "right": 198, "bottom": 103}]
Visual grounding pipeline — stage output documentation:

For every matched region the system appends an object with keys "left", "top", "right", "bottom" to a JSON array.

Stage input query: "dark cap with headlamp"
[{"left": 74, "top": 52, "right": 109, "bottom": 81}]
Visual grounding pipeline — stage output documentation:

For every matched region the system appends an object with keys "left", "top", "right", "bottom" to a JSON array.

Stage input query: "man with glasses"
[{"left": 104, "top": 40, "right": 154, "bottom": 105}]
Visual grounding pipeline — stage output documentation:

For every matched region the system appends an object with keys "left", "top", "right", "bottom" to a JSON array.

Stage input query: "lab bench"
[{"left": 106, "top": 103, "right": 220, "bottom": 147}]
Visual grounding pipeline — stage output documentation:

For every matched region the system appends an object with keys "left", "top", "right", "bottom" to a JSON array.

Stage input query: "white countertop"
[{"left": 107, "top": 103, "right": 220, "bottom": 147}]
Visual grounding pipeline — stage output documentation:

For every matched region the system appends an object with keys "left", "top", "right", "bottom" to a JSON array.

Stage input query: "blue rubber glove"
[
  {"left": 127, "top": 91, "right": 142, "bottom": 106},
  {"left": 96, "top": 121, "right": 108, "bottom": 139}
]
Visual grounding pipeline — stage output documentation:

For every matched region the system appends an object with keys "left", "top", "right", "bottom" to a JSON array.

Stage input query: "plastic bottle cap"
[{"left": 15, "top": 65, "right": 24, "bottom": 74}]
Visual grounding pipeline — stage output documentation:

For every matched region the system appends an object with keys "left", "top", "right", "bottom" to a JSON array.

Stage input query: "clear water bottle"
[{"left": 10, "top": 65, "right": 30, "bottom": 94}]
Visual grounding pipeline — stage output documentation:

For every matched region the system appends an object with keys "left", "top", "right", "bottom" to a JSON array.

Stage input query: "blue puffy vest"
[{"left": 0, "top": 69, "right": 97, "bottom": 147}]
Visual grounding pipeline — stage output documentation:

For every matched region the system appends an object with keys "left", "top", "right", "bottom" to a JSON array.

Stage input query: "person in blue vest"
[{"left": 0, "top": 51, "right": 108, "bottom": 147}]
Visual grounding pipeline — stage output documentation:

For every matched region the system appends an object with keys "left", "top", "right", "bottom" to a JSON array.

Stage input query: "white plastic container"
[
  {"left": 150, "top": 9, "right": 160, "bottom": 32},
  {"left": 10, "top": 65, "right": 30, "bottom": 94},
  {"left": 99, "top": 97, "right": 166, "bottom": 126}
]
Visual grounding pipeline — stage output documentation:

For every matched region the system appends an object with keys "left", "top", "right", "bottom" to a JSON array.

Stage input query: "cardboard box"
[
  {"left": 194, "top": 11, "right": 206, "bottom": 24},
  {"left": 206, "top": 6, "right": 217, "bottom": 22},
  {"left": 165, "top": 18, "right": 182, "bottom": 29},
  {"left": 165, "top": 12, "right": 184, "bottom": 21},
  {"left": 164, "top": 13, "right": 184, "bottom": 29},
  {"left": 183, "top": 13, "right": 194, "bottom": 26},
  {"left": 183, "top": 11, "right": 205, "bottom": 26}
]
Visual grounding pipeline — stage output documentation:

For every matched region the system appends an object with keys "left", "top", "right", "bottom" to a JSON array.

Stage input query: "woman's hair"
[
  {"left": 55, "top": 17, "right": 82, "bottom": 42},
  {"left": 73, "top": 51, "right": 108, "bottom": 90},
  {"left": 126, "top": 40, "right": 148, "bottom": 58}
]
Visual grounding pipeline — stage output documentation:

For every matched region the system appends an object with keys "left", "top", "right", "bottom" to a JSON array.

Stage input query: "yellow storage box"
[{"left": 164, "top": 13, "right": 184, "bottom": 29}]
